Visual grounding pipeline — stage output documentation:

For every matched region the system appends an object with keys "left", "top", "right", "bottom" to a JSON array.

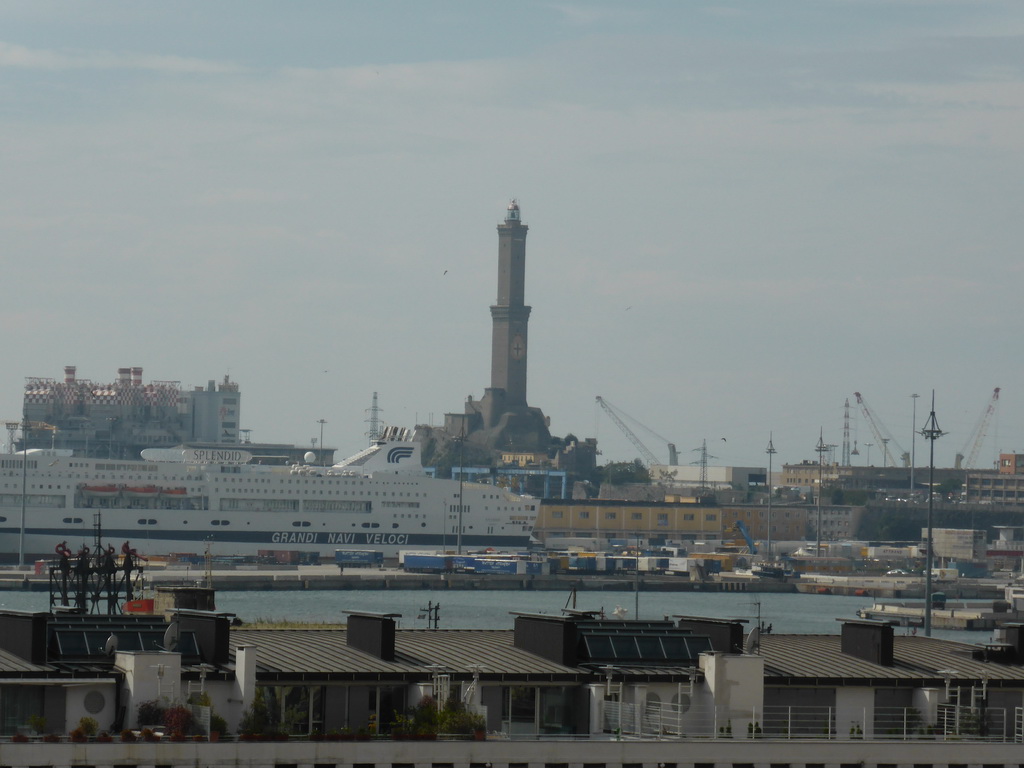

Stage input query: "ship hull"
[{"left": 0, "top": 440, "right": 537, "bottom": 562}]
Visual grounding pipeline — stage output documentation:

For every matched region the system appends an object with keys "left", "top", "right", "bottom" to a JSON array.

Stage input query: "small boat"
[
  {"left": 158, "top": 487, "right": 187, "bottom": 496},
  {"left": 82, "top": 485, "right": 120, "bottom": 497},
  {"left": 123, "top": 486, "right": 158, "bottom": 497},
  {"left": 123, "top": 598, "right": 155, "bottom": 614}
]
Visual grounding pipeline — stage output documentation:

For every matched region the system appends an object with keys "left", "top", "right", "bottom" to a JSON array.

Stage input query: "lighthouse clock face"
[{"left": 511, "top": 334, "right": 526, "bottom": 360}]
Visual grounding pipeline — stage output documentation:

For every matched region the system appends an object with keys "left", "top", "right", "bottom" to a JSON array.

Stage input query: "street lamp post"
[
  {"left": 18, "top": 419, "right": 27, "bottom": 568},
  {"left": 765, "top": 433, "right": 777, "bottom": 559},
  {"left": 921, "top": 392, "right": 944, "bottom": 637},
  {"left": 815, "top": 429, "right": 827, "bottom": 557},
  {"left": 456, "top": 430, "right": 465, "bottom": 555},
  {"left": 910, "top": 394, "right": 919, "bottom": 495}
]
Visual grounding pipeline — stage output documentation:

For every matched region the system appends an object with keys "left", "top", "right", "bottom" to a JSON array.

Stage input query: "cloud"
[{"left": 0, "top": 41, "right": 245, "bottom": 74}]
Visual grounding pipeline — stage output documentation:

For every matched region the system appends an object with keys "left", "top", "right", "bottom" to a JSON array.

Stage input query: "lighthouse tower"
[
  {"left": 490, "top": 200, "right": 531, "bottom": 405},
  {"left": 443, "top": 201, "right": 551, "bottom": 452}
]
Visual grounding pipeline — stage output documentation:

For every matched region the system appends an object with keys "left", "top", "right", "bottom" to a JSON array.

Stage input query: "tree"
[
  {"left": 600, "top": 459, "right": 650, "bottom": 486},
  {"left": 937, "top": 477, "right": 963, "bottom": 497}
]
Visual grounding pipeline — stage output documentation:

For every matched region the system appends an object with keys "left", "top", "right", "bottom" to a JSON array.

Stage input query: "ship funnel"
[
  {"left": 131, "top": 367, "right": 143, "bottom": 386},
  {"left": 64, "top": 366, "right": 77, "bottom": 385}
]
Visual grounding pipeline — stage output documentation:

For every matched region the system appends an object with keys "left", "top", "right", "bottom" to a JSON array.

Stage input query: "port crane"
[
  {"left": 853, "top": 393, "right": 909, "bottom": 467},
  {"left": 4, "top": 419, "right": 57, "bottom": 452},
  {"left": 595, "top": 396, "right": 677, "bottom": 467},
  {"left": 723, "top": 520, "right": 758, "bottom": 555},
  {"left": 955, "top": 387, "right": 1000, "bottom": 469}
]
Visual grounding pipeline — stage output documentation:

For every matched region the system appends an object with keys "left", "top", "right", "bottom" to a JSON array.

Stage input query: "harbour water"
[{"left": 0, "top": 588, "right": 984, "bottom": 643}]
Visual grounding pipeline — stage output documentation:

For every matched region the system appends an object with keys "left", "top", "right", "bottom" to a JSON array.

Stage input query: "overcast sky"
[{"left": 2, "top": 1, "right": 1021, "bottom": 471}]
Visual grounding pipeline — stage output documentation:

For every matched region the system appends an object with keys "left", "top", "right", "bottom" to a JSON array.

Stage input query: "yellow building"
[
  {"left": 535, "top": 499, "right": 722, "bottom": 547},
  {"left": 499, "top": 451, "right": 546, "bottom": 467},
  {"left": 719, "top": 505, "right": 808, "bottom": 545}
]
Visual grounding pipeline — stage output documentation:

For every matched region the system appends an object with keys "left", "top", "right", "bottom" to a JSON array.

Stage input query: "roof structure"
[
  {"left": 0, "top": 645, "right": 52, "bottom": 676},
  {"left": 229, "top": 628, "right": 585, "bottom": 682},
  {"left": 759, "top": 632, "right": 1024, "bottom": 686}
]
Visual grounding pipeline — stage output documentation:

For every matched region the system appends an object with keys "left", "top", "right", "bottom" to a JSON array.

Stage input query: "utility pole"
[
  {"left": 921, "top": 392, "right": 944, "bottom": 637},
  {"left": 910, "top": 393, "right": 919, "bottom": 494},
  {"left": 815, "top": 429, "right": 827, "bottom": 557},
  {"left": 456, "top": 429, "right": 465, "bottom": 554},
  {"left": 317, "top": 419, "right": 327, "bottom": 466},
  {"left": 18, "top": 419, "right": 27, "bottom": 568},
  {"left": 766, "top": 433, "right": 777, "bottom": 559}
]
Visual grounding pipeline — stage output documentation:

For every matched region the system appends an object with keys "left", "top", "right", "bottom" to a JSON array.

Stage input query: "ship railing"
[{"left": 601, "top": 701, "right": 1014, "bottom": 742}]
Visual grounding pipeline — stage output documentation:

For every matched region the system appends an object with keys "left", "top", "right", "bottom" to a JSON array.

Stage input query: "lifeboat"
[
  {"left": 159, "top": 487, "right": 187, "bottom": 496},
  {"left": 123, "top": 598, "right": 155, "bottom": 614},
  {"left": 82, "top": 485, "right": 120, "bottom": 497},
  {"left": 123, "top": 485, "right": 159, "bottom": 498}
]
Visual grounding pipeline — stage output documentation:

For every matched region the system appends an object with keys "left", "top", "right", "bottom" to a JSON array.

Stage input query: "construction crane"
[
  {"left": 595, "top": 396, "right": 678, "bottom": 467},
  {"left": 4, "top": 420, "right": 58, "bottom": 452},
  {"left": 853, "top": 393, "right": 909, "bottom": 468},
  {"left": 955, "top": 387, "right": 1000, "bottom": 470}
]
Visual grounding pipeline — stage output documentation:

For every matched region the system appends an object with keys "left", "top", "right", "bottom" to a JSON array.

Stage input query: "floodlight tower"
[{"left": 921, "top": 392, "right": 944, "bottom": 637}]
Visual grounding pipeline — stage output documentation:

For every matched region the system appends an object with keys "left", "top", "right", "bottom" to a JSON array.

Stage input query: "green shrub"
[{"left": 136, "top": 699, "right": 166, "bottom": 726}]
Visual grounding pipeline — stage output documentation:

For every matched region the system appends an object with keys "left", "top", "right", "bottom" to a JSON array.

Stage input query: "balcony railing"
[{"left": 602, "top": 701, "right": 1021, "bottom": 742}]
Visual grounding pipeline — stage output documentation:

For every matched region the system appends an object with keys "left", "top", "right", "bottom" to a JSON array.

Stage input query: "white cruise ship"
[{"left": 0, "top": 427, "right": 537, "bottom": 561}]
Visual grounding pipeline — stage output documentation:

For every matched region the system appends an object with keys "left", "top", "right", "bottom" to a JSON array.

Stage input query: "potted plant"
[
  {"left": 209, "top": 712, "right": 227, "bottom": 742},
  {"left": 120, "top": 729, "right": 137, "bottom": 743},
  {"left": 77, "top": 716, "right": 99, "bottom": 738},
  {"left": 96, "top": 731, "right": 114, "bottom": 743},
  {"left": 11, "top": 732, "right": 29, "bottom": 743},
  {"left": 69, "top": 727, "right": 88, "bottom": 743},
  {"left": 28, "top": 714, "right": 47, "bottom": 736},
  {"left": 237, "top": 687, "right": 274, "bottom": 740},
  {"left": 163, "top": 705, "right": 194, "bottom": 737}
]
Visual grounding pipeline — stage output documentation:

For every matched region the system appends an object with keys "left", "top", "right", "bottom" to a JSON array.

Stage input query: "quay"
[
  {"left": 856, "top": 598, "right": 1024, "bottom": 630},
  {"left": 0, "top": 564, "right": 1008, "bottom": 599},
  {"left": 0, "top": 564, "right": 799, "bottom": 593}
]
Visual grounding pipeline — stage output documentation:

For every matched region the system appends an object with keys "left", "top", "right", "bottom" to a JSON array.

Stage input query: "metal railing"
[{"left": 601, "top": 701, "right": 1015, "bottom": 742}]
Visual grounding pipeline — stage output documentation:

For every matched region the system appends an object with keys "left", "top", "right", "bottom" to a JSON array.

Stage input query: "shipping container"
[{"left": 334, "top": 549, "right": 385, "bottom": 568}]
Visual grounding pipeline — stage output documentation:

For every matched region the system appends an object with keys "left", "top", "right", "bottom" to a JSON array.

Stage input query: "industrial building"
[
  {"left": 20, "top": 366, "right": 239, "bottom": 457},
  {"left": 17, "top": 366, "right": 332, "bottom": 465}
]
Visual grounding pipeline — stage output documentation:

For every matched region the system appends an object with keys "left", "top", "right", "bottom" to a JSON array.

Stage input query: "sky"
[{"left": 2, "top": 0, "right": 1022, "bottom": 472}]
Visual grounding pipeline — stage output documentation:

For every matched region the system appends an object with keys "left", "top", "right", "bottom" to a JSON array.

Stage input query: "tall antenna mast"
[
  {"left": 365, "top": 392, "right": 382, "bottom": 445},
  {"left": 842, "top": 399, "right": 852, "bottom": 467}
]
